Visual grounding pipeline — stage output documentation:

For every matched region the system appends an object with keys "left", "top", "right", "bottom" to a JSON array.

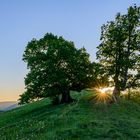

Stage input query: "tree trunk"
[
  {"left": 112, "top": 86, "right": 120, "bottom": 102},
  {"left": 60, "top": 88, "right": 73, "bottom": 103},
  {"left": 128, "top": 88, "right": 131, "bottom": 100}
]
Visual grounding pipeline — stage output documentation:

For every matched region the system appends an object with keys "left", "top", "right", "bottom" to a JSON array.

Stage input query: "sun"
[
  {"left": 99, "top": 88, "right": 109, "bottom": 94},
  {"left": 94, "top": 87, "right": 113, "bottom": 103}
]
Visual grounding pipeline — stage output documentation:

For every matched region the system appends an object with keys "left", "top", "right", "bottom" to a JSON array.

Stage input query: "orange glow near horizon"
[{"left": 0, "top": 87, "right": 25, "bottom": 102}]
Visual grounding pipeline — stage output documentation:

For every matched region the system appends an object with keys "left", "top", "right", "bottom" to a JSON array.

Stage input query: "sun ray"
[{"left": 94, "top": 87, "right": 113, "bottom": 103}]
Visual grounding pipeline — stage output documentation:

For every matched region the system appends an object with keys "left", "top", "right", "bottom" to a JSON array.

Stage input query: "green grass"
[{"left": 0, "top": 90, "right": 140, "bottom": 140}]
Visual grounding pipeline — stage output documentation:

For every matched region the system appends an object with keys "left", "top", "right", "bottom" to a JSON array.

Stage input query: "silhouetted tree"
[
  {"left": 97, "top": 5, "right": 140, "bottom": 102},
  {"left": 19, "top": 33, "right": 94, "bottom": 104}
]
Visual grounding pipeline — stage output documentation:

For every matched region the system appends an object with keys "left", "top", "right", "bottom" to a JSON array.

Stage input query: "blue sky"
[{"left": 0, "top": 0, "right": 140, "bottom": 101}]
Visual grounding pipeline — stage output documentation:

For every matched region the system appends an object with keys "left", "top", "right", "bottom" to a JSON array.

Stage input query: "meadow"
[{"left": 0, "top": 90, "right": 140, "bottom": 140}]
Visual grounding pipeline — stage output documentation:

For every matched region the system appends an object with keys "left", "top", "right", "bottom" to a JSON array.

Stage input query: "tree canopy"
[
  {"left": 19, "top": 5, "right": 140, "bottom": 104},
  {"left": 97, "top": 5, "right": 140, "bottom": 101},
  {"left": 19, "top": 33, "right": 94, "bottom": 104}
]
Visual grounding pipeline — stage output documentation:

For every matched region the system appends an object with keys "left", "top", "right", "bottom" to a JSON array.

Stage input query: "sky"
[{"left": 0, "top": 0, "right": 140, "bottom": 101}]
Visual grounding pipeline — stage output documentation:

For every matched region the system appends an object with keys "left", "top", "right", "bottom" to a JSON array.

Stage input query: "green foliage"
[
  {"left": 50, "top": 95, "right": 60, "bottom": 105},
  {"left": 91, "top": 62, "right": 109, "bottom": 87},
  {"left": 122, "top": 89, "right": 140, "bottom": 104},
  {"left": 19, "top": 92, "right": 30, "bottom": 104},
  {"left": 97, "top": 5, "right": 140, "bottom": 100},
  {"left": 20, "top": 33, "right": 94, "bottom": 104},
  {"left": 1, "top": 91, "right": 140, "bottom": 139}
]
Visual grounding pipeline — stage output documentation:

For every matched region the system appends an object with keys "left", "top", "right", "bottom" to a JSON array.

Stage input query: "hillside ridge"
[{"left": 0, "top": 91, "right": 140, "bottom": 140}]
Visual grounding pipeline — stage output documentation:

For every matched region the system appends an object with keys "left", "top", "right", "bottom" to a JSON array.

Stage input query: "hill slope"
[{"left": 0, "top": 91, "right": 140, "bottom": 140}]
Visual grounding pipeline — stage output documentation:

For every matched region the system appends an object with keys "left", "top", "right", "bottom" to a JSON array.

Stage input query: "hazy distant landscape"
[{"left": 0, "top": 101, "right": 19, "bottom": 111}]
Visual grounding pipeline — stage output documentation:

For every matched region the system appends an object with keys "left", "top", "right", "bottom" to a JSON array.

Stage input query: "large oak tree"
[{"left": 20, "top": 33, "right": 93, "bottom": 104}]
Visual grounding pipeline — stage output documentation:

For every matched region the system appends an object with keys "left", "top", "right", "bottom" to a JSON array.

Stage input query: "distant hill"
[
  {"left": 0, "top": 91, "right": 140, "bottom": 139},
  {"left": 0, "top": 101, "right": 19, "bottom": 111}
]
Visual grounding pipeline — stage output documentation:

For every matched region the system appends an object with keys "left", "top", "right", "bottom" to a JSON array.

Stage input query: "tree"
[
  {"left": 19, "top": 33, "right": 93, "bottom": 104},
  {"left": 97, "top": 5, "right": 140, "bottom": 102},
  {"left": 88, "top": 62, "right": 109, "bottom": 89}
]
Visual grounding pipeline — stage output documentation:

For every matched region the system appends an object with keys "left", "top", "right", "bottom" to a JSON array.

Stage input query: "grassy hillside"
[{"left": 0, "top": 90, "right": 140, "bottom": 140}]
